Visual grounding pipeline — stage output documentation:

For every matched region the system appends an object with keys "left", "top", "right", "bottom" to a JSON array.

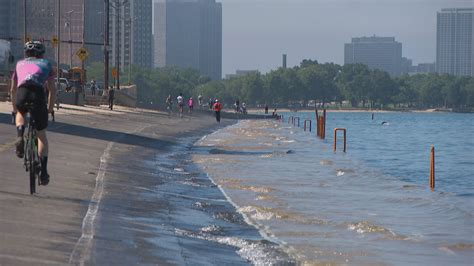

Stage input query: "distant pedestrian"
[
  {"left": 241, "top": 102, "right": 247, "bottom": 114},
  {"left": 212, "top": 99, "right": 223, "bottom": 122},
  {"left": 198, "top": 94, "right": 203, "bottom": 108},
  {"left": 235, "top": 99, "right": 240, "bottom": 113},
  {"left": 272, "top": 108, "right": 277, "bottom": 117},
  {"left": 166, "top": 94, "right": 172, "bottom": 115},
  {"left": 188, "top": 97, "right": 194, "bottom": 113},
  {"left": 90, "top": 79, "right": 96, "bottom": 95},
  {"left": 264, "top": 103, "right": 269, "bottom": 114},
  {"left": 208, "top": 97, "right": 213, "bottom": 110},
  {"left": 108, "top": 86, "right": 115, "bottom": 110},
  {"left": 177, "top": 93, "right": 184, "bottom": 118}
]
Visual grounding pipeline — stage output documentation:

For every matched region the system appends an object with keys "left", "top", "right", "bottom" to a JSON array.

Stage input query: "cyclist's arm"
[
  {"left": 10, "top": 74, "right": 18, "bottom": 113},
  {"left": 46, "top": 79, "right": 56, "bottom": 113}
]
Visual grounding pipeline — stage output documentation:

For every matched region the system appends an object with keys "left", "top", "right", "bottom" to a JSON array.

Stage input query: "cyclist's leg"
[
  {"left": 37, "top": 130, "right": 48, "bottom": 158},
  {"left": 33, "top": 92, "right": 50, "bottom": 184},
  {"left": 14, "top": 86, "right": 31, "bottom": 158}
]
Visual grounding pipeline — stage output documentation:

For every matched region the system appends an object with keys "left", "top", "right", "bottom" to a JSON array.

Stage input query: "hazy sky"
[{"left": 154, "top": 0, "right": 473, "bottom": 76}]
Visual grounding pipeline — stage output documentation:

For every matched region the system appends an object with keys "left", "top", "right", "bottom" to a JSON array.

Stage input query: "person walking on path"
[
  {"left": 264, "top": 103, "right": 269, "bottom": 114},
  {"left": 234, "top": 99, "right": 240, "bottom": 113},
  {"left": 188, "top": 97, "right": 194, "bottom": 114},
  {"left": 166, "top": 94, "right": 173, "bottom": 115},
  {"left": 108, "top": 86, "right": 115, "bottom": 110},
  {"left": 177, "top": 93, "right": 184, "bottom": 118},
  {"left": 90, "top": 79, "right": 96, "bottom": 95},
  {"left": 212, "top": 99, "right": 223, "bottom": 123},
  {"left": 208, "top": 97, "right": 213, "bottom": 110},
  {"left": 198, "top": 94, "right": 203, "bottom": 109}
]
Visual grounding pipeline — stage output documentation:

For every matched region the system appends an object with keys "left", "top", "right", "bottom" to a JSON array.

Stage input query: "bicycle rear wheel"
[{"left": 28, "top": 130, "right": 36, "bottom": 194}]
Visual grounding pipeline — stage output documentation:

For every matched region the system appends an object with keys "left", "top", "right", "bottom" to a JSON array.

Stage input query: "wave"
[{"left": 175, "top": 228, "right": 295, "bottom": 265}]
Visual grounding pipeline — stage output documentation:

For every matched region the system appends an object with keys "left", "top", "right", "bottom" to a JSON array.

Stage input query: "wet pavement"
[{"left": 0, "top": 103, "right": 292, "bottom": 265}]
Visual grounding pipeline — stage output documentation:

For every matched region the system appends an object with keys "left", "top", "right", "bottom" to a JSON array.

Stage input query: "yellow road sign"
[
  {"left": 75, "top": 47, "right": 89, "bottom": 61},
  {"left": 51, "top": 36, "right": 59, "bottom": 47},
  {"left": 112, "top": 68, "right": 118, "bottom": 78}
]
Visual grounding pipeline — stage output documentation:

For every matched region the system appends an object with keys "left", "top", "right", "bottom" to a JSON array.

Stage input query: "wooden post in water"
[
  {"left": 315, "top": 109, "right": 320, "bottom": 137},
  {"left": 334, "top": 128, "right": 347, "bottom": 152},
  {"left": 430, "top": 146, "right": 435, "bottom": 190},
  {"left": 319, "top": 117, "right": 324, "bottom": 138},
  {"left": 322, "top": 109, "right": 327, "bottom": 139}
]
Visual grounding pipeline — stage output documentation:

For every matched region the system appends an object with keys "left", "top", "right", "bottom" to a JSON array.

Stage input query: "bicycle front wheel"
[{"left": 29, "top": 152, "right": 36, "bottom": 194}]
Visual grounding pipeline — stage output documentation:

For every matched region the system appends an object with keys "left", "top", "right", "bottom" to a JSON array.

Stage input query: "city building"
[
  {"left": 0, "top": 0, "right": 23, "bottom": 62},
  {"left": 401, "top": 57, "right": 413, "bottom": 74},
  {"left": 0, "top": 0, "right": 105, "bottom": 67},
  {"left": 109, "top": 0, "right": 153, "bottom": 70},
  {"left": 154, "top": 0, "right": 222, "bottom": 80},
  {"left": 225, "top": 70, "right": 259, "bottom": 79},
  {"left": 410, "top": 63, "right": 436, "bottom": 75},
  {"left": 436, "top": 8, "right": 474, "bottom": 77},
  {"left": 344, "top": 35, "right": 402, "bottom": 76}
]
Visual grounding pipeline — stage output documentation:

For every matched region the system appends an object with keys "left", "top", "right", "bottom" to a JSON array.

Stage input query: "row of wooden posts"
[
  {"left": 281, "top": 109, "right": 436, "bottom": 190},
  {"left": 287, "top": 109, "right": 346, "bottom": 153}
]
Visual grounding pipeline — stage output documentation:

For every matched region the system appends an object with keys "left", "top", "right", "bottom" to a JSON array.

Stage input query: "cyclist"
[
  {"left": 177, "top": 93, "right": 184, "bottom": 118},
  {"left": 10, "top": 41, "right": 55, "bottom": 185}
]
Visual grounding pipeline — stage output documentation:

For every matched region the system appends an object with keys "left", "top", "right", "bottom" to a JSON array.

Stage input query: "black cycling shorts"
[{"left": 16, "top": 84, "right": 48, "bottom": 131}]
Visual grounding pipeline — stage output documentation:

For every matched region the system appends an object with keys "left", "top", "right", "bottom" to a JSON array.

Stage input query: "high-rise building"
[
  {"left": 344, "top": 36, "right": 402, "bottom": 77},
  {"left": 0, "top": 0, "right": 23, "bottom": 62},
  {"left": 0, "top": 0, "right": 105, "bottom": 67},
  {"left": 154, "top": 0, "right": 222, "bottom": 80},
  {"left": 436, "top": 8, "right": 474, "bottom": 77},
  {"left": 109, "top": 0, "right": 153, "bottom": 70}
]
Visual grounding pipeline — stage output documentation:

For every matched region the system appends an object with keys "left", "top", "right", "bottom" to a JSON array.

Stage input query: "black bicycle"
[{"left": 23, "top": 105, "right": 42, "bottom": 194}]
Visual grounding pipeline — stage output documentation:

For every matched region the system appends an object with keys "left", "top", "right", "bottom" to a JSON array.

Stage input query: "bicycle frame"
[{"left": 23, "top": 112, "right": 40, "bottom": 194}]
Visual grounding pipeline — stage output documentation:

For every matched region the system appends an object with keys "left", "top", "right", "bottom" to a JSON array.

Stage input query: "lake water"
[{"left": 192, "top": 111, "right": 474, "bottom": 265}]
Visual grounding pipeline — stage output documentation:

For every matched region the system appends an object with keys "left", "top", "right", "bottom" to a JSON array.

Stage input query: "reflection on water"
[{"left": 193, "top": 113, "right": 474, "bottom": 265}]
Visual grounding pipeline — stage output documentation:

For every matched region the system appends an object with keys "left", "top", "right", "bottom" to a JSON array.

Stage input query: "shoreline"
[
  {"left": 244, "top": 107, "right": 465, "bottom": 114},
  {"left": 0, "top": 101, "right": 292, "bottom": 264}
]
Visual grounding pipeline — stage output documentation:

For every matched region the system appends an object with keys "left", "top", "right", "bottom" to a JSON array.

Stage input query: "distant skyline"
[{"left": 154, "top": 0, "right": 473, "bottom": 77}]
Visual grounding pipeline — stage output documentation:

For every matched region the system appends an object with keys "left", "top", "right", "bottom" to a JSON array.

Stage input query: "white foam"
[{"left": 175, "top": 228, "right": 286, "bottom": 265}]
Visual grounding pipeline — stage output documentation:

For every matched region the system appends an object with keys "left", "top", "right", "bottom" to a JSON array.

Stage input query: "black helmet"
[{"left": 24, "top": 41, "right": 45, "bottom": 57}]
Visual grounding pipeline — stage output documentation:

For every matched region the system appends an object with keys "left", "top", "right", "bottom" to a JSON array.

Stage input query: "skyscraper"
[
  {"left": 0, "top": 0, "right": 24, "bottom": 62},
  {"left": 344, "top": 36, "right": 402, "bottom": 77},
  {"left": 0, "top": 0, "right": 105, "bottom": 67},
  {"left": 109, "top": 0, "right": 153, "bottom": 70},
  {"left": 436, "top": 8, "right": 474, "bottom": 77},
  {"left": 154, "top": 0, "right": 222, "bottom": 80}
]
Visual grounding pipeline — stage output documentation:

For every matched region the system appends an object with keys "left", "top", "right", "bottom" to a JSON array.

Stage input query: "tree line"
[{"left": 87, "top": 60, "right": 474, "bottom": 112}]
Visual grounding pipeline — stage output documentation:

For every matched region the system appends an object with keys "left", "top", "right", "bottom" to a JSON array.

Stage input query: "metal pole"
[
  {"left": 81, "top": 0, "right": 85, "bottom": 83},
  {"left": 69, "top": 12, "right": 72, "bottom": 67},
  {"left": 104, "top": 0, "right": 109, "bottom": 91},
  {"left": 23, "top": 0, "right": 27, "bottom": 42},
  {"left": 56, "top": 0, "right": 60, "bottom": 92},
  {"left": 115, "top": 0, "right": 120, "bottom": 90},
  {"left": 128, "top": 18, "right": 132, "bottom": 85}
]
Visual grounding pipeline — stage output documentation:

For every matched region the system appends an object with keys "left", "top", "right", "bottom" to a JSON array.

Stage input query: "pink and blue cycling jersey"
[{"left": 12, "top": 58, "right": 54, "bottom": 88}]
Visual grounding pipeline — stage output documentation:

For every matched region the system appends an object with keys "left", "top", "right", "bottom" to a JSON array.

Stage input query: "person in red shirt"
[{"left": 212, "top": 99, "right": 223, "bottom": 122}]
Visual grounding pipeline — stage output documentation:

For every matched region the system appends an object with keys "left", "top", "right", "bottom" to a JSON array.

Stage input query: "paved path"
[{"left": 0, "top": 103, "right": 227, "bottom": 265}]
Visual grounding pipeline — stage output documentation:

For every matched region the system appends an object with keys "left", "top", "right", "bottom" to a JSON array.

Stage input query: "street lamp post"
[
  {"left": 127, "top": 17, "right": 137, "bottom": 85},
  {"left": 64, "top": 10, "right": 74, "bottom": 68},
  {"left": 110, "top": 0, "right": 129, "bottom": 90},
  {"left": 104, "top": 0, "right": 110, "bottom": 92}
]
